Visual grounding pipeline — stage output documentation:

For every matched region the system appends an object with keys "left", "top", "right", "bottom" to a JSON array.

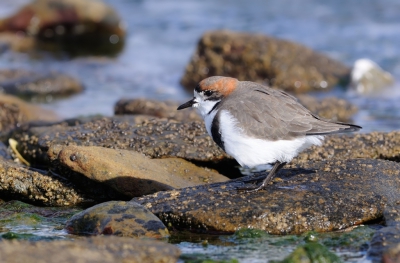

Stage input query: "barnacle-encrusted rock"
[
  {"left": 181, "top": 30, "right": 351, "bottom": 93},
  {"left": 134, "top": 159, "right": 397, "bottom": 235}
]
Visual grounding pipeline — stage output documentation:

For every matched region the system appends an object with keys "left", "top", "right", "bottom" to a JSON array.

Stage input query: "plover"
[{"left": 177, "top": 76, "right": 361, "bottom": 191}]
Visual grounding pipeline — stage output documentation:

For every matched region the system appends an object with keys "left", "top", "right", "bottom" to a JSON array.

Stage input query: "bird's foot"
[
  {"left": 236, "top": 182, "right": 268, "bottom": 193},
  {"left": 235, "top": 161, "right": 286, "bottom": 193},
  {"left": 235, "top": 174, "right": 267, "bottom": 192}
]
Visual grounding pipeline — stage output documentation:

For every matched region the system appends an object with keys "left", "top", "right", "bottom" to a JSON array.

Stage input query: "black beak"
[{"left": 177, "top": 98, "right": 195, "bottom": 110}]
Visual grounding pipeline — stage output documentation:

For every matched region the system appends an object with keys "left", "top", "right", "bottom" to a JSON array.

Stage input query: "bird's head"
[{"left": 177, "top": 76, "right": 238, "bottom": 118}]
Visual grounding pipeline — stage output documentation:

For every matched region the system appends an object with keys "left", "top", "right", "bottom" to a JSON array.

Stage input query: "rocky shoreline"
[
  {"left": 0, "top": 1, "right": 399, "bottom": 262},
  {"left": 0, "top": 96, "right": 399, "bottom": 261}
]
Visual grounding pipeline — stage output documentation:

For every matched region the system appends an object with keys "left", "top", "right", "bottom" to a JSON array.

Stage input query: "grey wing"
[{"left": 225, "top": 86, "right": 360, "bottom": 140}]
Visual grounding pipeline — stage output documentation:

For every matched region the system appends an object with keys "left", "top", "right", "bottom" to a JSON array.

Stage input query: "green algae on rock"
[
  {"left": 173, "top": 225, "right": 374, "bottom": 262},
  {"left": 0, "top": 236, "right": 180, "bottom": 263},
  {"left": 133, "top": 159, "right": 395, "bottom": 235},
  {"left": 273, "top": 242, "right": 342, "bottom": 263},
  {"left": 66, "top": 201, "right": 169, "bottom": 238},
  {"left": 0, "top": 200, "right": 81, "bottom": 240}
]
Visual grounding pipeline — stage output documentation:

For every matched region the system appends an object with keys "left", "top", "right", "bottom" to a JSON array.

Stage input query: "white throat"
[
  {"left": 193, "top": 91, "right": 221, "bottom": 119},
  {"left": 192, "top": 91, "right": 221, "bottom": 136}
]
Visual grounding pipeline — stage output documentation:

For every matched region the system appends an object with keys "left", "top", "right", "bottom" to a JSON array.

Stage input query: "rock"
[
  {"left": 7, "top": 116, "right": 228, "bottom": 167},
  {"left": 66, "top": 201, "right": 169, "bottom": 238},
  {"left": 0, "top": 0, "right": 125, "bottom": 56},
  {"left": 383, "top": 243, "right": 400, "bottom": 263},
  {"left": 274, "top": 242, "right": 341, "bottom": 263},
  {"left": 368, "top": 205, "right": 400, "bottom": 262},
  {"left": 0, "top": 33, "right": 35, "bottom": 52},
  {"left": 370, "top": 225, "right": 400, "bottom": 263},
  {"left": 0, "top": 156, "right": 128, "bottom": 206},
  {"left": 0, "top": 69, "right": 83, "bottom": 98},
  {"left": 296, "top": 131, "right": 400, "bottom": 164},
  {"left": 0, "top": 157, "right": 82, "bottom": 206},
  {"left": 133, "top": 159, "right": 396, "bottom": 235},
  {"left": 114, "top": 98, "right": 202, "bottom": 122},
  {"left": 181, "top": 30, "right": 351, "bottom": 93},
  {"left": 48, "top": 145, "right": 228, "bottom": 197},
  {"left": 0, "top": 141, "right": 12, "bottom": 160},
  {"left": 0, "top": 94, "right": 58, "bottom": 132},
  {"left": 0, "top": 236, "right": 180, "bottom": 263},
  {"left": 351, "top": 58, "right": 394, "bottom": 95},
  {"left": 115, "top": 96, "right": 357, "bottom": 123},
  {"left": 0, "top": 200, "right": 81, "bottom": 233},
  {"left": 5, "top": 114, "right": 399, "bottom": 175},
  {"left": 297, "top": 95, "right": 358, "bottom": 122}
]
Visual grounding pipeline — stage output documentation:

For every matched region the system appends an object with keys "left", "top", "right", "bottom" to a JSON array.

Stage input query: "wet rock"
[
  {"left": 133, "top": 159, "right": 396, "bottom": 235},
  {"left": 8, "top": 116, "right": 227, "bottom": 166},
  {"left": 181, "top": 30, "right": 351, "bottom": 93},
  {"left": 383, "top": 243, "right": 400, "bottom": 263},
  {"left": 274, "top": 242, "right": 341, "bottom": 263},
  {"left": 296, "top": 131, "right": 400, "bottom": 164},
  {"left": 48, "top": 145, "right": 228, "bottom": 197},
  {"left": 0, "top": 157, "right": 82, "bottom": 206},
  {"left": 0, "top": 142, "right": 12, "bottom": 160},
  {"left": 369, "top": 225, "right": 400, "bottom": 262},
  {"left": 297, "top": 95, "right": 358, "bottom": 122},
  {"left": 114, "top": 98, "right": 202, "bottom": 122},
  {"left": 0, "top": 94, "right": 58, "bottom": 132},
  {"left": 367, "top": 205, "right": 400, "bottom": 262},
  {"left": 0, "top": 236, "right": 180, "bottom": 263},
  {"left": 66, "top": 201, "right": 169, "bottom": 238},
  {"left": 0, "top": 156, "right": 128, "bottom": 206},
  {"left": 0, "top": 0, "right": 125, "bottom": 56},
  {"left": 0, "top": 69, "right": 83, "bottom": 98},
  {"left": 0, "top": 200, "right": 81, "bottom": 233}
]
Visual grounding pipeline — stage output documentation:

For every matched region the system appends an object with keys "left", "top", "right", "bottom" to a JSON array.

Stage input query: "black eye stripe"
[
  {"left": 204, "top": 90, "right": 213, "bottom": 96},
  {"left": 205, "top": 97, "right": 220, "bottom": 101}
]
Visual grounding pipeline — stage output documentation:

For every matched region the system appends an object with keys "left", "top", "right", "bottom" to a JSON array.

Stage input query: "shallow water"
[
  {"left": 0, "top": 200, "right": 378, "bottom": 262},
  {"left": 0, "top": 0, "right": 399, "bottom": 262},
  {"left": 1, "top": 0, "right": 400, "bottom": 132}
]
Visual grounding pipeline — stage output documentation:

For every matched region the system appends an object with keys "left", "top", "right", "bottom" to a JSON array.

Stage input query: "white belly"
[{"left": 218, "top": 110, "right": 324, "bottom": 167}]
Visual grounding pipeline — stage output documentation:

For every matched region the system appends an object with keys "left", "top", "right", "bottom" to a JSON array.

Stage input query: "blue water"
[{"left": 1, "top": 0, "right": 400, "bottom": 132}]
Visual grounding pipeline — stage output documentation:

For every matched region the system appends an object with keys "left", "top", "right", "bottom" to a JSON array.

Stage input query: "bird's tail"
[{"left": 306, "top": 114, "right": 362, "bottom": 136}]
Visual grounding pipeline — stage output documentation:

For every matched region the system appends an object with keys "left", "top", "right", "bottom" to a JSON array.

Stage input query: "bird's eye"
[{"left": 204, "top": 90, "right": 213, "bottom": 96}]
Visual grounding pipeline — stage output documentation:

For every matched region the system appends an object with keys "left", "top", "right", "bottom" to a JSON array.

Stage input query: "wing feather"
[{"left": 220, "top": 82, "right": 360, "bottom": 140}]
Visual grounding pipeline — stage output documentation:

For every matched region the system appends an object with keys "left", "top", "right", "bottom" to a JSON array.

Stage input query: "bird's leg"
[{"left": 238, "top": 161, "right": 286, "bottom": 192}]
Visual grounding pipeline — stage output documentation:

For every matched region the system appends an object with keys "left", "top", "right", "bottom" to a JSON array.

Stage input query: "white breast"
[
  {"left": 218, "top": 110, "right": 324, "bottom": 167},
  {"left": 203, "top": 108, "right": 218, "bottom": 136}
]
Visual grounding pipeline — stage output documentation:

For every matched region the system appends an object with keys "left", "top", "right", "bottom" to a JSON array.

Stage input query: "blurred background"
[{"left": 0, "top": 0, "right": 399, "bottom": 132}]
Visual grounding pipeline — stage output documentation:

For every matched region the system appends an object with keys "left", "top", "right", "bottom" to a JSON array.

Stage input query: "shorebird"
[{"left": 178, "top": 76, "right": 361, "bottom": 191}]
